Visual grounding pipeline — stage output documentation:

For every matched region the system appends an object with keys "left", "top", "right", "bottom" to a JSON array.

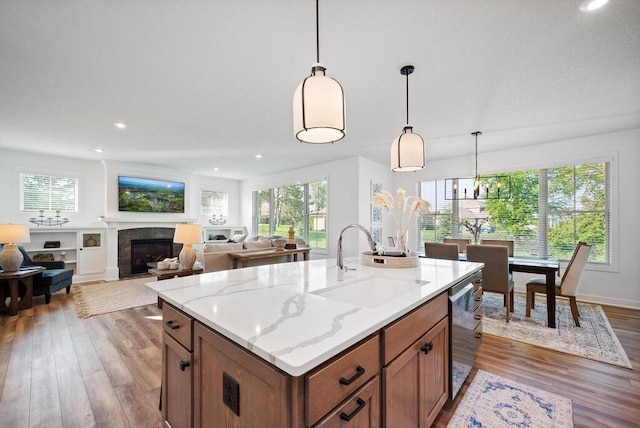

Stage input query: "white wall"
[
  {"left": 240, "top": 156, "right": 394, "bottom": 260},
  {"left": 393, "top": 128, "right": 640, "bottom": 309}
]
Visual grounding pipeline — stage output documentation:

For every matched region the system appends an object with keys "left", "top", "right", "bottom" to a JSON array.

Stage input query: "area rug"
[
  {"left": 447, "top": 370, "right": 573, "bottom": 428},
  {"left": 71, "top": 276, "right": 158, "bottom": 318},
  {"left": 482, "top": 292, "right": 631, "bottom": 368}
]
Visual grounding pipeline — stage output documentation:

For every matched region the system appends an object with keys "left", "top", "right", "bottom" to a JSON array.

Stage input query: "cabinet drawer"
[
  {"left": 473, "top": 286, "right": 483, "bottom": 311},
  {"left": 306, "top": 335, "right": 380, "bottom": 427},
  {"left": 473, "top": 305, "right": 482, "bottom": 331},
  {"left": 382, "top": 292, "right": 448, "bottom": 365},
  {"left": 163, "top": 303, "right": 193, "bottom": 351},
  {"left": 313, "top": 376, "right": 380, "bottom": 428}
]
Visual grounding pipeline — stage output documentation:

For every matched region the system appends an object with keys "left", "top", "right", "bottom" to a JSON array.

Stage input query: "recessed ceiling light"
[
  {"left": 113, "top": 121, "right": 127, "bottom": 129},
  {"left": 255, "top": 154, "right": 263, "bottom": 159},
  {"left": 213, "top": 167, "right": 219, "bottom": 171},
  {"left": 580, "top": 0, "right": 609, "bottom": 12},
  {"left": 94, "top": 148, "right": 104, "bottom": 153}
]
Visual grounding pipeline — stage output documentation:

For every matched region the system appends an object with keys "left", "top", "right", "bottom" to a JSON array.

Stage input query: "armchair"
[{"left": 18, "top": 246, "right": 73, "bottom": 303}]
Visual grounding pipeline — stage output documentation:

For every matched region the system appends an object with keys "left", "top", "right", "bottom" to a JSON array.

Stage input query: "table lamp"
[
  {"left": 0, "top": 224, "right": 31, "bottom": 272},
  {"left": 173, "top": 223, "right": 202, "bottom": 270}
]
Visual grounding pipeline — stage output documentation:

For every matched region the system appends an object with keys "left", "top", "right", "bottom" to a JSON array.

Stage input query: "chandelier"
[
  {"left": 29, "top": 210, "right": 70, "bottom": 227},
  {"left": 444, "top": 131, "right": 511, "bottom": 200}
]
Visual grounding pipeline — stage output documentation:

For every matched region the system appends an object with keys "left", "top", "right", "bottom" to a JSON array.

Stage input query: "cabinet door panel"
[
  {"left": 421, "top": 317, "right": 449, "bottom": 427},
  {"left": 162, "top": 332, "right": 192, "bottom": 428},
  {"left": 193, "top": 322, "right": 288, "bottom": 428}
]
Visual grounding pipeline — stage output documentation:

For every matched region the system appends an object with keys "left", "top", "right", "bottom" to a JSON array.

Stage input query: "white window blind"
[{"left": 21, "top": 173, "right": 78, "bottom": 212}]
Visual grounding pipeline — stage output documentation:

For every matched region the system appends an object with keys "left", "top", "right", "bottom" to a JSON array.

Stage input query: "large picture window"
[
  {"left": 419, "top": 161, "right": 610, "bottom": 264},
  {"left": 20, "top": 173, "right": 78, "bottom": 213},
  {"left": 252, "top": 179, "right": 327, "bottom": 250}
]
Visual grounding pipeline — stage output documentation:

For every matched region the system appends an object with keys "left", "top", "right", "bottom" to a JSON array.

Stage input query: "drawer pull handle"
[
  {"left": 474, "top": 314, "right": 482, "bottom": 320},
  {"left": 421, "top": 341, "right": 434, "bottom": 355},
  {"left": 165, "top": 320, "right": 180, "bottom": 330},
  {"left": 339, "top": 366, "right": 365, "bottom": 385},
  {"left": 339, "top": 398, "right": 366, "bottom": 421},
  {"left": 179, "top": 360, "right": 190, "bottom": 371},
  {"left": 475, "top": 333, "right": 483, "bottom": 339}
]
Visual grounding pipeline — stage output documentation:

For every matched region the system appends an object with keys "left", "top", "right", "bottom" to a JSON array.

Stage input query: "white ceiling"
[{"left": 1, "top": 0, "right": 639, "bottom": 180}]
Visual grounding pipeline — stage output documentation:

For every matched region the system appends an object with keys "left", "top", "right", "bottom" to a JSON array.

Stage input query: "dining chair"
[
  {"left": 424, "top": 242, "right": 459, "bottom": 261},
  {"left": 443, "top": 238, "right": 471, "bottom": 253},
  {"left": 480, "top": 239, "right": 514, "bottom": 257},
  {"left": 466, "top": 244, "right": 514, "bottom": 322},
  {"left": 525, "top": 242, "right": 591, "bottom": 327}
]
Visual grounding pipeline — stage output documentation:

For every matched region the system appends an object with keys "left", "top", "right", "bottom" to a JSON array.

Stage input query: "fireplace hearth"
[{"left": 118, "top": 227, "right": 179, "bottom": 278}]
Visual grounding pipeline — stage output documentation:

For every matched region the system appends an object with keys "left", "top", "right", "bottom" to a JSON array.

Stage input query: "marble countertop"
[{"left": 147, "top": 257, "right": 483, "bottom": 376}]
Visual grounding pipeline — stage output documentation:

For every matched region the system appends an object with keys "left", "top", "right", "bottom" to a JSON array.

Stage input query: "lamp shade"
[
  {"left": 293, "top": 65, "right": 346, "bottom": 144},
  {"left": 173, "top": 224, "right": 202, "bottom": 244},
  {"left": 0, "top": 224, "right": 31, "bottom": 244},
  {"left": 391, "top": 126, "right": 425, "bottom": 172}
]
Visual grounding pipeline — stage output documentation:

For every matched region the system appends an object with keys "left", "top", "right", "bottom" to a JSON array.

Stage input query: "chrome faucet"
[{"left": 337, "top": 224, "right": 377, "bottom": 281}]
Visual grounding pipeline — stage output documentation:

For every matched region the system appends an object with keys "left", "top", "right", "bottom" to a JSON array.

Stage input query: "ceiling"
[{"left": 1, "top": 0, "right": 639, "bottom": 180}]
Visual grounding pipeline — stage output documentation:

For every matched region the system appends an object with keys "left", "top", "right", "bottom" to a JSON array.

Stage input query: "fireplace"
[
  {"left": 130, "top": 238, "right": 174, "bottom": 274},
  {"left": 117, "top": 227, "right": 178, "bottom": 278}
]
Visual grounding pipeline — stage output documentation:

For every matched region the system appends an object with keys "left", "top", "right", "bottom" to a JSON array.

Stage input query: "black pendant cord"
[
  {"left": 475, "top": 132, "right": 478, "bottom": 178},
  {"left": 316, "top": 0, "right": 320, "bottom": 63},
  {"left": 405, "top": 72, "right": 409, "bottom": 124}
]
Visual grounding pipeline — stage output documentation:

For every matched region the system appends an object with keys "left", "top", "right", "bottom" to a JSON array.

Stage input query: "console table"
[
  {"left": 227, "top": 247, "right": 310, "bottom": 269},
  {"left": 0, "top": 267, "right": 45, "bottom": 316}
]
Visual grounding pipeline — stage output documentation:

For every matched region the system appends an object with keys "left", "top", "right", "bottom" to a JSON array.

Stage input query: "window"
[
  {"left": 201, "top": 190, "right": 228, "bottom": 217},
  {"left": 252, "top": 179, "right": 327, "bottom": 250},
  {"left": 419, "top": 161, "right": 610, "bottom": 264},
  {"left": 20, "top": 173, "right": 78, "bottom": 212}
]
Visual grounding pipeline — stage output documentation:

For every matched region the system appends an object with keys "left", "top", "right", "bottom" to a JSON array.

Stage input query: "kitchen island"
[{"left": 147, "top": 257, "right": 483, "bottom": 427}]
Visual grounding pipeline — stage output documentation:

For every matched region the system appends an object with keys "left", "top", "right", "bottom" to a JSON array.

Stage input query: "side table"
[
  {"left": 148, "top": 266, "right": 203, "bottom": 308},
  {"left": 0, "top": 267, "right": 45, "bottom": 316}
]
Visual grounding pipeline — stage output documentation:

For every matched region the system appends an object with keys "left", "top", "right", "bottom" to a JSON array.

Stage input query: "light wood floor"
[{"left": 1, "top": 291, "right": 639, "bottom": 428}]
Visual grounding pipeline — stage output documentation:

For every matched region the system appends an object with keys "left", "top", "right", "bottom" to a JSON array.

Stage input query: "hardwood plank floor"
[{"left": 0, "top": 290, "right": 638, "bottom": 427}]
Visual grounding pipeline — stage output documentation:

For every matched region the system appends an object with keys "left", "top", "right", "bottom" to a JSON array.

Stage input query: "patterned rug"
[
  {"left": 447, "top": 370, "right": 573, "bottom": 427},
  {"left": 71, "top": 276, "right": 157, "bottom": 318},
  {"left": 482, "top": 292, "right": 631, "bottom": 368}
]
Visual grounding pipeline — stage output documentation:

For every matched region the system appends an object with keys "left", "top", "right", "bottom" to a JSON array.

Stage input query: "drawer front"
[
  {"left": 306, "top": 335, "right": 380, "bottom": 427},
  {"left": 163, "top": 303, "right": 193, "bottom": 351},
  {"left": 473, "top": 305, "right": 482, "bottom": 331},
  {"left": 382, "top": 292, "right": 448, "bottom": 365},
  {"left": 473, "top": 286, "right": 483, "bottom": 311},
  {"left": 313, "top": 376, "right": 380, "bottom": 428}
]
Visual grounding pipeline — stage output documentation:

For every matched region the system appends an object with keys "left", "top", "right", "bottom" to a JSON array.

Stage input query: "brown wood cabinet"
[
  {"left": 383, "top": 302, "right": 449, "bottom": 427},
  {"left": 193, "top": 322, "right": 289, "bottom": 427},
  {"left": 161, "top": 304, "right": 194, "bottom": 428},
  {"left": 161, "top": 289, "right": 450, "bottom": 428}
]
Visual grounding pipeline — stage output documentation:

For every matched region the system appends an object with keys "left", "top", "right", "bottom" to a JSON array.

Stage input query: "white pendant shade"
[
  {"left": 391, "top": 126, "right": 425, "bottom": 172},
  {"left": 293, "top": 65, "right": 345, "bottom": 144}
]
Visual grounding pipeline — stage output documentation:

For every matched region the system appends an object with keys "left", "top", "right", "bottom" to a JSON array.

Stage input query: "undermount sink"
[{"left": 312, "top": 276, "right": 429, "bottom": 308}]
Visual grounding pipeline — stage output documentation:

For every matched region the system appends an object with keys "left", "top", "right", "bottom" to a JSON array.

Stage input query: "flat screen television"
[{"left": 118, "top": 176, "right": 185, "bottom": 213}]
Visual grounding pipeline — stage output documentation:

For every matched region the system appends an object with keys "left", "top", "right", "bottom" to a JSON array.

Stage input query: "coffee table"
[
  {"left": 228, "top": 247, "right": 310, "bottom": 269},
  {"left": 0, "top": 267, "right": 45, "bottom": 316}
]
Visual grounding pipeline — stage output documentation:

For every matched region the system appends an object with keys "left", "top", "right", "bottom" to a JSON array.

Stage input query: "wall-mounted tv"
[{"left": 118, "top": 176, "right": 185, "bottom": 213}]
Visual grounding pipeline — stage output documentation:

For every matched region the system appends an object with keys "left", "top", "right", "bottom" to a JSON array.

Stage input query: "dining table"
[
  {"left": 507, "top": 257, "right": 560, "bottom": 328},
  {"left": 456, "top": 253, "right": 560, "bottom": 328}
]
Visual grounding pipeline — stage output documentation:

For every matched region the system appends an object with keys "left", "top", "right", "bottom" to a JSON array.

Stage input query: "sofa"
[
  {"left": 200, "top": 235, "right": 309, "bottom": 273},
  {"left": 18, "top": 246, "right": 74, "bottom": 303}
]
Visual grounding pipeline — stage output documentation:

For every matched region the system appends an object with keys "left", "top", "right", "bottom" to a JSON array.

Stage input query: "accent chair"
[{"left": 18, "top": 246, "right": 73, "bottom": 303}]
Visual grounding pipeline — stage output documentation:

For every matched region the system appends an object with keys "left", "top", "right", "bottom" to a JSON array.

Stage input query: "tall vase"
[{"left": 397, "top": 230, "right": 409, "bottom": 255}]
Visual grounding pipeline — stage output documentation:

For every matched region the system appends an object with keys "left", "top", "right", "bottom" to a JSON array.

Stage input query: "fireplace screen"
[{"left": 130, "top": 238, "right": 173, "bottom": 274}]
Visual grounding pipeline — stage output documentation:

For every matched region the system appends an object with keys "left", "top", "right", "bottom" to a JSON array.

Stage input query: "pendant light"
[
  {"left": 390, "top": 65, "right": 425, "bottom": 172},
  {"left": 293, "top": 0, "right": 345, "bottom": 144}
]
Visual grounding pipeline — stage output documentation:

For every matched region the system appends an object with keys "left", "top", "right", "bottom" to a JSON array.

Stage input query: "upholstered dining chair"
[
  {"left": 424, "top": 242, "right": 459, "bottom": 261},
  {"left": 443, "top": 238, "right": 471, "bottom": 253},
  {"left": 525, "top": 242, "right": 591, "bottom": 327},
  {"left": 466, "top": 244, "right": 514, "bottom": 322},
  {"left": 480, "top": 239, "right": 514, "bottom": 257}
]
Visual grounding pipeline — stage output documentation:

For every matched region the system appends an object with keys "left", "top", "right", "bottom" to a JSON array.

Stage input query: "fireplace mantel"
[{"left": 99, "top": 217, "right": 197, "bottom": 230}]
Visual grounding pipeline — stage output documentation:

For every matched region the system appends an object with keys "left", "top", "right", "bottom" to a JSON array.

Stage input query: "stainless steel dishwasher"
[{"left": 449, "top": 271, "right": 482, "bottom": 400}]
